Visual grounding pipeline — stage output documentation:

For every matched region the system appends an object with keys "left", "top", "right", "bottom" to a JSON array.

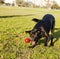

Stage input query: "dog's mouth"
[
  {"left": 29, "top": 37, "right": 36, "bottom": 46},
  {"left": 30, "top": 37, "right": 34, "bottom": 41}
]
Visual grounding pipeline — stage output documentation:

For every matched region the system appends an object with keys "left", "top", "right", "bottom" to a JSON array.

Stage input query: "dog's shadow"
[
  {"left": 54, "top": 28, "right": 60, "bottom": 43},
  {"left": 37, "top": 28, "right": 60, "bottom": 45}
]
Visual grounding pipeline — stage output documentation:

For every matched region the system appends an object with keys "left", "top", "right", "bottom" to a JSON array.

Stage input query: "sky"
[
  {"left": 4, "top": 0, "right": 60, "bottom": 6},
  {"left": 4, "top": 0, "right": 16, "bottom": 4},
  {"left": 25, "top": 0, "right": 46, "bottom": 6},
  {"left": 25, "top": 0, "right": 60, "bottom": 6}
]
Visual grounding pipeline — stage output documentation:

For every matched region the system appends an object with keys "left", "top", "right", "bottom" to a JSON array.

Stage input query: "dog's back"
[
  {"left": 42, "top": 14, "right": 55, "bottom": 33},
  {"left": 33, "top": 14, "right": 55, "bottom": 33}
]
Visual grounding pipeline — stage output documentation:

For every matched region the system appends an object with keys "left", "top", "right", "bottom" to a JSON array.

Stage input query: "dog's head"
[{"left": 25, "top": 28, "right": 43, "bottom": 41}]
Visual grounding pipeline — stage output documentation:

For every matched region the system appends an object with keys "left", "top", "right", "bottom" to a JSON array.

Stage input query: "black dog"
[{"left": 26, "top": 14, "right": 55, "bottom": 48}]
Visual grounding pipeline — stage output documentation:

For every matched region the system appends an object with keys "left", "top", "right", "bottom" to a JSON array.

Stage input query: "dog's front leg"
[
  {"left": 44, "top": 37, "right": 48, "bottom": 46},
  {"left": 44, "top": 36, "right": 50, "bottom": 46}
]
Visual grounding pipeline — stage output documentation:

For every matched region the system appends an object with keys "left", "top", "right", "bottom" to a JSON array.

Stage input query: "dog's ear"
[
  {"left": 25, "top": 30, "right": 31, "bottom": 34},
  {"left": 32, "top": 18, "right": 40, "bottom": 22}
]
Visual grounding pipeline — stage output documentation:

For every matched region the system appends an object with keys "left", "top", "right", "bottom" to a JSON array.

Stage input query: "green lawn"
[{"left": 0, "top": 6, "right": 60, "bottom": 59}]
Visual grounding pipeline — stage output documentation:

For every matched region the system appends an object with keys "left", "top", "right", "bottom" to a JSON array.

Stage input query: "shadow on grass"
[
  {"left": 0, "top": 14, "right": 35, "bottom": 18},
  {"left": 54, "top": 28, "right": 60, "bottom": 43},
  {"left": 37, "top": 28, "right": 60, "bottom": 45}
]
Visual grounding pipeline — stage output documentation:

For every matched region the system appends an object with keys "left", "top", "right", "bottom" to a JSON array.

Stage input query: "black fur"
[{"left": 26, "top": 14, "right": 55, "bottom": 48}]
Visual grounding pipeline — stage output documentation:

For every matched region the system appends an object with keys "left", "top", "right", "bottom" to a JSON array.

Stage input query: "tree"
[
  {"left": 45, "top": 0, "right": 54, "bottom": 9},
  {"left": 16, "top": 0, "right": 25, "bottom": 6},
  {"left": 51, "top": 1, "right": 60, "bottom": 9},
  {"left": 16, "top": 0, "right": 18, "bottom": 6},
  {"left": 45, "top": 0, "right": 50, "bottom": 8},
  {"left": 0, "top": 0, "right": 4, "bottom": 4}
]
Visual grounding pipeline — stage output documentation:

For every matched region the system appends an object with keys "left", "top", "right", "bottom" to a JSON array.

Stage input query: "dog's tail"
[{"left": 32, "top": 18, "right": 40, "bottom": 22}]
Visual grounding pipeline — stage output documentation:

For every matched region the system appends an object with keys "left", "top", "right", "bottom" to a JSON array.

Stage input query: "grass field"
[{"left": 0, "top": 6, "right": 60, "bottom": 59}]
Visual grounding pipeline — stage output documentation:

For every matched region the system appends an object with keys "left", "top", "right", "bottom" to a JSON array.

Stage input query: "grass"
[{"left": 0, "top": 6, "right": 60, "bottom": 59}]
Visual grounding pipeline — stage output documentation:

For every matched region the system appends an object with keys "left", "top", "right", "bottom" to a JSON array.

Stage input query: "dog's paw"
[
  {"left": 50, "top": 43, "right": 54, "bottom": 46},
  {"left": 44, "top": 43, "right": 47, "bottom": 46}
]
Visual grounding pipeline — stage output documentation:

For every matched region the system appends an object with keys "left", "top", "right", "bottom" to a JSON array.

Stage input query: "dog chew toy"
[{"left": 25, "top": 38, "right": 30, "bottom": 43}]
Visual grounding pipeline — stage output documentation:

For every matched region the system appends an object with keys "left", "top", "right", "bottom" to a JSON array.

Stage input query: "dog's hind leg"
[
  {"left": 50, "top": 20, "right": 55, "bottom": 46},
  {"left": 50, "top": 30, "right": 54, "bottom": 46}
]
